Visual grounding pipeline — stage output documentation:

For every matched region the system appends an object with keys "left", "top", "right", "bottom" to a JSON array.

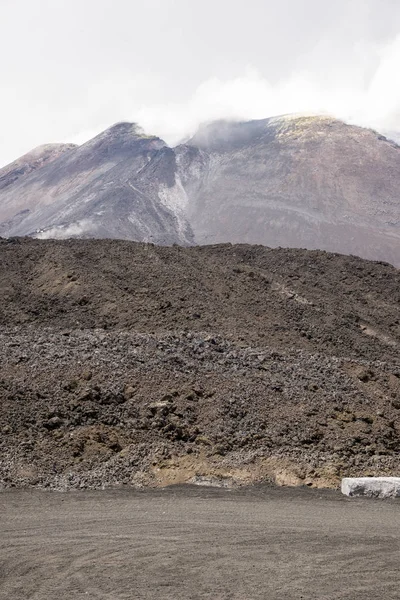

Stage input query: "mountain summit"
[
  {"left": 0, "top": 122, "right": 193, "bottom": 245},
  {"left": 1, "top": 115, "right": 400, "bottom": 264},
  {"left": 182, "top": 115, "right": 400, "bottom": 264}
]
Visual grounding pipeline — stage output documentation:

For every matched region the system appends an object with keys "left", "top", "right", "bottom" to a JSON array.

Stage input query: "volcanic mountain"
[
  {"left": 1, "top": 115, "right": 400, "bottom": 264},
  {"left": 180, "top": 115, "right": 400, "bottom": 265},
  {"left": 0, "top": 123, "right": 193, "bottom": 245}
]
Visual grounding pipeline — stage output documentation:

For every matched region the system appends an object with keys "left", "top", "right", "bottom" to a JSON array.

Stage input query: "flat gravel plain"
[{"left": 0, "top": 486, "right": 399, "bottom": 600}]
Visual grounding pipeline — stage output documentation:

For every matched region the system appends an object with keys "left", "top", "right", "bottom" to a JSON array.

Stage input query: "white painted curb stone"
[{"left": 341, "top": 477, "right": 400, "bottom": 498}]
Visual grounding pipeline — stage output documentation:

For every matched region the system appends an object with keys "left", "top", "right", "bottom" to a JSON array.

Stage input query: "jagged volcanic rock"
[{"left": 0, "top": 238, "right": 399, "bottom": 489}]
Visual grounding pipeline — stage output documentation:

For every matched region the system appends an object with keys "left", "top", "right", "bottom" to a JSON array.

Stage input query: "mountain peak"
[
  {"left": 187, "top": 114, "right": 343, "bottom": 152},
  {"left": 78, "top": 121, "right": 166, "bottom": 156},
  {"left": 1, "top": 114, "right": 400, "bottom": 265},
  {"left": 102, "top": 121, "right": 148, "bottom": 138},
  {"left": 187, "top": 114, "right": 397, "bottom": 154}
]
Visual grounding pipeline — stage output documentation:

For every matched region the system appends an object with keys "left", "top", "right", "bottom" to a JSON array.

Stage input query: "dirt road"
[{"left": 0, "top": 486, "right": 399, "bottom": 599}]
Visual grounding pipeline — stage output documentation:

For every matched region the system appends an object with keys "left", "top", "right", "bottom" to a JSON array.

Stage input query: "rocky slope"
[
  {"left": 0, "top": 143, "right": 77, "bottom": 191},
  {"left": 1, "top": 238, "right": 399, "bottom": 489},
  {"left": 0, "top": 123, "right": 193, "bottom": 245},
  {"left": 182, "top": 115, "right": 400, "bottom": 265},
  {"left": 1, "top": 115, "right": 400, "bottom": 264}
]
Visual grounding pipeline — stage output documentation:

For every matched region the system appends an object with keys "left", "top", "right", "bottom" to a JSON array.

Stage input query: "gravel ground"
[{"left": 1, "top": 486, "right": 399, "bottom": 600}]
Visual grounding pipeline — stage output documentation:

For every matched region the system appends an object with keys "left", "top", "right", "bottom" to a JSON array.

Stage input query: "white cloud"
[
  {"left": 1, "top": 0, "right": 400, "bottom": 165},
  {"left": 133, "top": 35, "right": 400, "bottom": 145},
  {"left": 360, "top": 34, "right": 400, "bottom": 129},
  {"left": 35, "top": 220, "right": 94, "bottom": 239}
]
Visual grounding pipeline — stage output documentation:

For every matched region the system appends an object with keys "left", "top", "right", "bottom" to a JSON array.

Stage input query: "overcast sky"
[{"left": 1, "top": 0, "right": 400, "bottom": 166}]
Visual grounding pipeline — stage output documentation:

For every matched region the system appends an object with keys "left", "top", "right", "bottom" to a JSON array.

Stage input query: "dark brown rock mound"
[
  {"left": 0, "top": 237, "right": 399, "bottom": 361},
  {"left": 0, "top": 238, "right": 399, "bottom": 489}
]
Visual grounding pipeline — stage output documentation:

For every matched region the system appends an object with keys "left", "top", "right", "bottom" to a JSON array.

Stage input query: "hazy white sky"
[{"left": 1, "top": 0, "right": 400, "bottom": 166}]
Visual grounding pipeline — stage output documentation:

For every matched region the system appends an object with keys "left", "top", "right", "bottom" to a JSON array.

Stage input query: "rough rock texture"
[
  {"left": 0, "top": 238, "right": 399, "bottom": 490},
  {"left": 341, "top": 477, "right": 400, "bottom": 498},
  {"left": 1, "top": 115, "right": 400, "bottom": 264}
]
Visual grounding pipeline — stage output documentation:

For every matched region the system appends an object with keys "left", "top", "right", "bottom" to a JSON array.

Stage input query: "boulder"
[{"left": 341, "top": 477, "right": 400, "bottom": 498}]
